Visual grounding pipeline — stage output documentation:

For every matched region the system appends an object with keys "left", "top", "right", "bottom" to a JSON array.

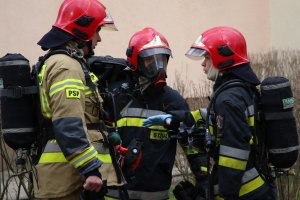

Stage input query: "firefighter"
[
  {"left": 105, "top": 27, "right": 190, "bottom": 200},
  {"left": 143, "top": 26, "right": 277, "bottom": 199},
  {"left": 33, "top": 0, "right": 122, "bottom": 199}
]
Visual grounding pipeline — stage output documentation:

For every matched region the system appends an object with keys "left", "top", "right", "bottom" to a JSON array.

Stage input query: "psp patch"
[{"left": 66, "top": 88, "right": 80, "bottom": 99}]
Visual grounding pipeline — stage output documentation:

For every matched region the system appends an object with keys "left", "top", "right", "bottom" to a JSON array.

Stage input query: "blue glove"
[{"left": 142, "top": 114, "right": 172, "bottom": 127}]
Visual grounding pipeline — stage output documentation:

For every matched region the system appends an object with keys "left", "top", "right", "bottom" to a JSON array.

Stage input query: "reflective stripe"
[
  {"left": 183, "top": 146, "right": 201, "bottom": 155},
  {"left": 269, "top": 145, "right": 299, "bottom": 154},
  {"left": 117, "top": 117, "right": 166, "bottom": 130},
  {"left": 84, "top": 86, "right": 93, "bottom": 95},
  {"left": 107, "top": 189, "right": 169, "bottom": 200},
  {"left": 41, "top": 89, "right": 52, "bottom": 118},
  {"left": 247, "top": 116, "right": 254, "bottom": 126},
  {"left": 126, "top": 190, "right": 169, "bottom": 200},
  {"left": 213, "top": 168, "right": 265, "bottom": 197},
  {"left": 245, "top": 105, "right": 254, "bottom": 127},
  {"left": 200, "top": 166, "right": 208, "bottom": 172},
  {"left": 219, "top": 156, "right": 247, "bottom": 170},
  {"left": 2, "top": 127, "right": 35, "bottom": 134},
  {"left": 242, "top": 167, "right": 259, "bottom": 183},
  {"left": 41, "top": 141, "right": 112, "bottom": 164},
  {"left": 38, "top": 64, "right": 46, "bottom": 86},
  {"left": 70, "top": 146, "right": 97, "bottom": 168},
  {"left": 49, "top": 79, "right": 84, "bottom": 97},
  {"left": 261, "top": 81, "right": 290, "bottom": 90},
  {"left": 245, "top": 105, "right": 254, "bottom": 116},
  {"left": 0, "top": 60, "right": 29, "bottom": 67},
  {"left": 239, "top": 174, "right": 264, "bottom": 196},
  {"left": 214, "top": 184, "right": 219, "bottom": 195},
  {"left": 39, "top": 152, "right": 111, "bottom": 164},
  {"left": 121, "top": 108, "right": 165, "bottom": 118},
  {"left": 219, "top": 145, "right": 250, "bottom": 160},
  {"left": 191, "top": 110, "right": 202, "bottom": 122}
]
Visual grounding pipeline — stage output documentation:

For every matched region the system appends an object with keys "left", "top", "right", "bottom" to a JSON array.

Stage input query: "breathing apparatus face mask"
[{"left": 137, "top": 54, "right": 169, "bottom": 89}]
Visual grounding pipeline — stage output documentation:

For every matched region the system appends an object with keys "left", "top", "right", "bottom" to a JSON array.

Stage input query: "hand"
[
  {"left": 83, "top": 175, "right": 103, "bottom": 192},
  {"left": 142, "top": 114, "right": 172, "bottom": 127}
]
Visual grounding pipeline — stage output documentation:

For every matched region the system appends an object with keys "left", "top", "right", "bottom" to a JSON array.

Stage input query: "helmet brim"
[
  {"left": 139, "top": 48, "right": 172, "bottom": 58},
  {"left": 230, "top": 63, "right": 260, "bottom": 85},
  {"left": 37, "top": 26, "right": 75, "bottom": 50},
  {"left": 185, "top": 48, "right": 207, "bottom": 60}
]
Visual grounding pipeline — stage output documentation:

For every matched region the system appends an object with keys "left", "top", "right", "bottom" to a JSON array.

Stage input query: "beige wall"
[
  {"left": 0, "top": 0, "right": 277, "bottom": 87},
  {"left": 269, "top": 0, "right": 300, "bottom": 49}
]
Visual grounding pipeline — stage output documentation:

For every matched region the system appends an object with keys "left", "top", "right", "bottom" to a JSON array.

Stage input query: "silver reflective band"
[
  {"left": 245, "top": 105, "right": 254, "bottom": 117},
  {"left": 71, "top": 148, "right": 97, "bottom": 167},
  {"left": 127, "top": 190, "right": 169, "bottom": 200},
  {"left": 261, "top": 81, "right": 290, "bottom": 90},
  {"left": 242, "top": 168, "right": 259, "bottom": 183},
  {"left": 213, "top": 184, "right": 219, "bottom": 195},
  {"left": 269, "top": 145, "right": 299, "bottom": 154},
  {"left": 43, "top": 140, "right": 109, "bottom": 154},
  {"left": 0, "top": 60, "right": 29, "bottom": 67},
  {"left": 219, "top": 145, "right": 250, "bottom": 160},
  {"left": 2, "top": 127, "right": 35, "bottom": 133},
  {"left": 121, "top": 107, "right": 166, "bottom": 118}
]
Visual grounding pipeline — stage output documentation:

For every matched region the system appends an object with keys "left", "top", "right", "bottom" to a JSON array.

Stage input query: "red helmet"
[
  {"left": 54, "top": 0, "right": 117, "bottom": 42},
  {"left": 126, "top": 27, "right": 172, "bottom": 71},
  {"left": 186, "top": 26, "right": 249, "bottom": 70}
]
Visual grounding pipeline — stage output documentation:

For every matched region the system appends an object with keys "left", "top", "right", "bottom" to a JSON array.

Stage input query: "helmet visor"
[
  {"left": 185, "top": 48, "right": 207, "bottom": 60},
  {"left": 101, "top": 10, "right": 118, "bottom": 31},
  {"left": 138, "top": 54, "right": 169, "bottom": 78}
]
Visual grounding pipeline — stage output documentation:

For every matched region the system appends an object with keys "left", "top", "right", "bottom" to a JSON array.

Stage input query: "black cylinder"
[
  {"left": 260, "top": 76, "right": 299, "bottom": 168},
  {"left": 0, "top": 53, "right": 37, "bottom": 150}
]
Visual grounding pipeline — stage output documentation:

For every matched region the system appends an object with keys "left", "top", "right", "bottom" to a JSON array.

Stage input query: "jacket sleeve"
[
  {"left": 214, "top": 94, "right": 252, "bottom": 198},
  {"left": 46, "top": 57, "right": 102, "bottom": 176}
]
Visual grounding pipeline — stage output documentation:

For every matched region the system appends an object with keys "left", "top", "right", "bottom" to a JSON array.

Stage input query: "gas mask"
[{"left": 138, "top": 54, "right": 169, "bottom": 89}]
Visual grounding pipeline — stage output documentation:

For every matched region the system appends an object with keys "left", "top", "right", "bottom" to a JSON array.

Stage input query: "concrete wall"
[{"left": 0, "top": 0, "right": 272, "bottom": 86}]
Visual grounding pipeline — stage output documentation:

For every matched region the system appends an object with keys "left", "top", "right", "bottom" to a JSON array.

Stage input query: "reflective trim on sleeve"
[
  {"left": 218, "top": 155, "right": 247, "bottom": 170},
  {"left": 70, "top": 146, "right": 98, "bottom": 168},
  {"left": 49, "top": 79, "right": 84, "bottom": 97},
  {"left": 239, "top": 174, "right": 264, "bottom": 196},
  {"left": 219, "top": 145, "right": 250, "bottom": 160}
]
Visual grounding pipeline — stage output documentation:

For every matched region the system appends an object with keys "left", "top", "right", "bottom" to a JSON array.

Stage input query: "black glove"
[
  {"left": 80, "top": 181, "right": 108, "bottom": 200},
  {"left": 173, "top": 180, "right": 195, "bottom": 200}
]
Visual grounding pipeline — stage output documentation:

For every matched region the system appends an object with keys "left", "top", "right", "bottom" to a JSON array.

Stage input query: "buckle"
[{"left": 7, "top": 85, "right": 23, "bottom": 99}]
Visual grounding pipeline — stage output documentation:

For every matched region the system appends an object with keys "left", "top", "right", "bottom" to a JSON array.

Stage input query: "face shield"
[
  {"left": 138, "top": 48, "right": 171, "bottom": 78},
  {"left": 185, "top": 47, "right": 208, "bottom": 60}
]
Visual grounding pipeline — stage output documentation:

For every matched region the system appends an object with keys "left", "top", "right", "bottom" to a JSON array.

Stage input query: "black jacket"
[{"left": 115, "top": 85, "right": 189, "bottom": 199}]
